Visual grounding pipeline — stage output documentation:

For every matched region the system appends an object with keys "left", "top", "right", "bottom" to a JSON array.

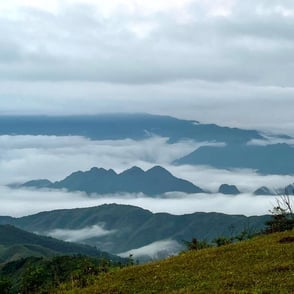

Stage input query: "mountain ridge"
[
  {"left": 0, "top": 113, "right": 264, "bottom": 144},
  {"left": 20, "top": 165, "right": 204, "bottom": 195},
  {"left": 0, "top": 204, "right": 270, "bottom": 256}
]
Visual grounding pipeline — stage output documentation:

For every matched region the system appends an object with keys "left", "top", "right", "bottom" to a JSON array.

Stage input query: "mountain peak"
[
  {"left": 218, "top": 184, "right": 240, "bottom": 195},
  {"left": 120, "top": 166, "right": 145, "bottom": 176},
  {"left": 146, "top": 166, "right": 172, "bottom": 176},
  {"left": 88, "top": 167, "right": 117, "bottom": 176}
]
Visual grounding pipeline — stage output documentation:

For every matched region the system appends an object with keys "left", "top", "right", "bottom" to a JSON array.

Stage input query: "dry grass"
[{"left": 58, "top": 230, "right": 294, "bottom": 294}]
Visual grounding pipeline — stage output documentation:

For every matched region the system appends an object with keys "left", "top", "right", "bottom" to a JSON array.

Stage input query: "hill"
[
  {"left": 0, "top": 204, "right": 269, "bottom": 258},
  {"left": 0, "top": 225, "right": 122, "bottom": 264},
  {"left": 57, "top": 230, "right": 294, "bottom": 293},
  {"left": 20, "top": 166, "right": 204, "bottom": 195}
]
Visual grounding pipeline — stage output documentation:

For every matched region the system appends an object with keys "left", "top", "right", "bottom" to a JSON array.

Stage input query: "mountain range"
[
  {"left": 0, "top": 113, "right": 262, "bottom": 144},
  {"left": 20, "top": 165, "right": 289, "bottom": 196},
  {"left": 175, "top": 143, "right": 294, "bottom": 175},
  {"left": 1, "top": 113, "right": 293, "bottom": 175},
  {"left": 0, "top": 204, "right": 270, "bottom": 258},
  {"left": 20, "top": 166, "right": 204, "bottom": 195}
]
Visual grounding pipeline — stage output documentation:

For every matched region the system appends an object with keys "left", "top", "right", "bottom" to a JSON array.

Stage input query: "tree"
[{"left": 265, "top": 190, "right": 294, "bottom": 233}]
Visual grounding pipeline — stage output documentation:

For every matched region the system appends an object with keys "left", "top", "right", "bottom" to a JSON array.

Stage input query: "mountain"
[
  {"left": 20, "top": 166, "right": 204, "bottom": 195},
  {"left": 57, "top": 230, "right": 294, "bottom": 293},
  {"left": 285, "top": 184, "right": 294, "bottom": 195},
  {"left": 0, "top": 224, "right": 122, "bottom": 265},
  {"left": 175, "top": 143, "right": 294, "bottom": 175},
  {"left": 0, "top": 113, "right": 263, "bottom": 144},
  {"left": 254, "top": 186, "right": 275, "bottom": 196},
  {"left": 218, "top": 184, "right": 240, "bottom": 195},
  {"left": 3, "top": 113, "right": 294, "bottom": 176},
  {"left": 0, "top": 204, "right": 270, "bottom": 257}
]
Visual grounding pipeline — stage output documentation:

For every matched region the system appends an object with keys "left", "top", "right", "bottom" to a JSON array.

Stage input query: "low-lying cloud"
[
  {"left": 46, "top": 225, "right": 116, "bottom": 243},
  {"left": 0, "top": 134, "right": 293, "bottom": 218},
  {"left": 0, "top": 135, "right": 200, "bottom": 185},
  {"left": 118, "top": 240, "right": 182, "bottom": 260},
  {"left": 0, "top": 186, "right": 288, "bottom": 218},
  {"left": 1, "top": 134, "right": 292, "bottom": 193}
]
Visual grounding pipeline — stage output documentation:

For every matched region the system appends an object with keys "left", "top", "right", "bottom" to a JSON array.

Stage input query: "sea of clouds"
[{"left": 0, "top": 134, "right": 292, "bottom": 217}]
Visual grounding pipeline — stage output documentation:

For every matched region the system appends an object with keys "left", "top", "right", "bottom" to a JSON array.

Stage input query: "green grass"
[{"left": 58, "top": 230, "right": 294, "bottom": 293}]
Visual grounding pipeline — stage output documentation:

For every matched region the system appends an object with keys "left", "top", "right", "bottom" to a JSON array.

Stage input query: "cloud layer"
[
  {"left": 0, "top": 134, "right": 293, "bottom": 218},
  {"left": 0, "top": 0, "right": 293, "bottom": 85},
  {"left": 0, "top": 135, "right": 199, "bottom": 185},
  {"left": 0, "top": 185, "right": 287, "bottom": 218}
]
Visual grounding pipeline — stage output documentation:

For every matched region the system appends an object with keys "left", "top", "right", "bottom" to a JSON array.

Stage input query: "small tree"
[
  {"left": 265, "top": 190, "right": 294, "bottom": 233},
  {"left": 183, "top": 238, "right": 211, "bottom": 251}
]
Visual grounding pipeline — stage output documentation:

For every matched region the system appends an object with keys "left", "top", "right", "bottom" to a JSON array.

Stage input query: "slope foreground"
[{"left": 58, "top": 230, "right": 294, "bottom": 293}]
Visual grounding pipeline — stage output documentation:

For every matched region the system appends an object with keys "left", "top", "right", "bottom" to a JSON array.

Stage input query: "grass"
[{"left": 58, "top": 230, "right": 294, "bottom": 294}]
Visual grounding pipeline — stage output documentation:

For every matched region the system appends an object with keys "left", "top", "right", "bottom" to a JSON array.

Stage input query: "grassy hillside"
[{"left": 58, "top": 230, "right": 294, "bottom": 293}]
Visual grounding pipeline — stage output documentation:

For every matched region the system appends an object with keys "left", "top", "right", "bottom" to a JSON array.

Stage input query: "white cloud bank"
[
  {"left": 0, "top": 135, "right": 200, "bottom": 185},
  {"left": 0, "top": 134, "right": 293, "bottom": 218},
  {"left": 1, "top": 134, "right": 292, "bottom": 192},
  {"left": 47, "top": 224, "right": 115, "bottom": 242},
  {"left": 118, "top": 240, "right": 182, "bottom": 260},
  {"left": 0, "top": 186, "right": 287, "bottom": 218}
]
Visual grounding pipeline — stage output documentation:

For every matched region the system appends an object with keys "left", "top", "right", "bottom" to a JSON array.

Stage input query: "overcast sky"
[{"left": 0, "top": 0, "right": 293, "bottom": 133}]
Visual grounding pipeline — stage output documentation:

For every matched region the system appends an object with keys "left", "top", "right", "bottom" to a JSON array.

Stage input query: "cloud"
[
  {"left": 46, "top": 225, "right": 116, "bottom": 242},
  {"left": 0, "top": 134, "right": 293, "bottom": 218},
  {"left": 166, "top": 164, "right": 294, "bottom": 193},
  {"left": 1, "top": 134, "right": 292, "bottom": 191},
  {"left": 0, "top": 185, "right": 289, "bottom": 218},
  {"left": 0, "top": 135, "right": 201, "bottom": 185},
  {"left": 0, "top": 133, "right": 293, "bottom": 218},
  {"left": 247, "top": 135, "right": 294, "bottom": 147},
  {"left": 118, "top": 239, "right": 182, "bottom": 259},
  {"left": 0, "top": 0, "right": 293, "bottom": 86}
]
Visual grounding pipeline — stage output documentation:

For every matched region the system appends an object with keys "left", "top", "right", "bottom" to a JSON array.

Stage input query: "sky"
[{"left": 0, "top": 0, "right": 293, "bottom": 133}]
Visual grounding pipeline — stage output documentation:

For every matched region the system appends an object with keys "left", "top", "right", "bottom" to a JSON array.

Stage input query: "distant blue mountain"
[
  {"left": 0, "top": 113, "right": 262, "bottom": 144},
  {"left": 175, "top": 143, "right": 294, "bottom": 175},
  {"left": 21, "top": 166, "right": 204, "bottom": 195},
  {"left": 254, "top": 187, "right": 275, "bottom": 196},
  {"left": 218, "top": 184, "right": 240, "bottom": 195},
  {"left": 2, "top": 113, "right": 294, "bottom": 175}
]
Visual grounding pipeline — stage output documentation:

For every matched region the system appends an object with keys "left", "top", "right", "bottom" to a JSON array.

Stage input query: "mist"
[
  {"left": 118, "top": 240, "right": 182, "bottom": 260},
  {"left": 47, "top": 225, "right": 116, "bottom": 243}
]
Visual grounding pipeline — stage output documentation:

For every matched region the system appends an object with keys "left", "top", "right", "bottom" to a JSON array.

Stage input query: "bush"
[{"left": 183, "top": 238, "right": 211, "bottom": 251}]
